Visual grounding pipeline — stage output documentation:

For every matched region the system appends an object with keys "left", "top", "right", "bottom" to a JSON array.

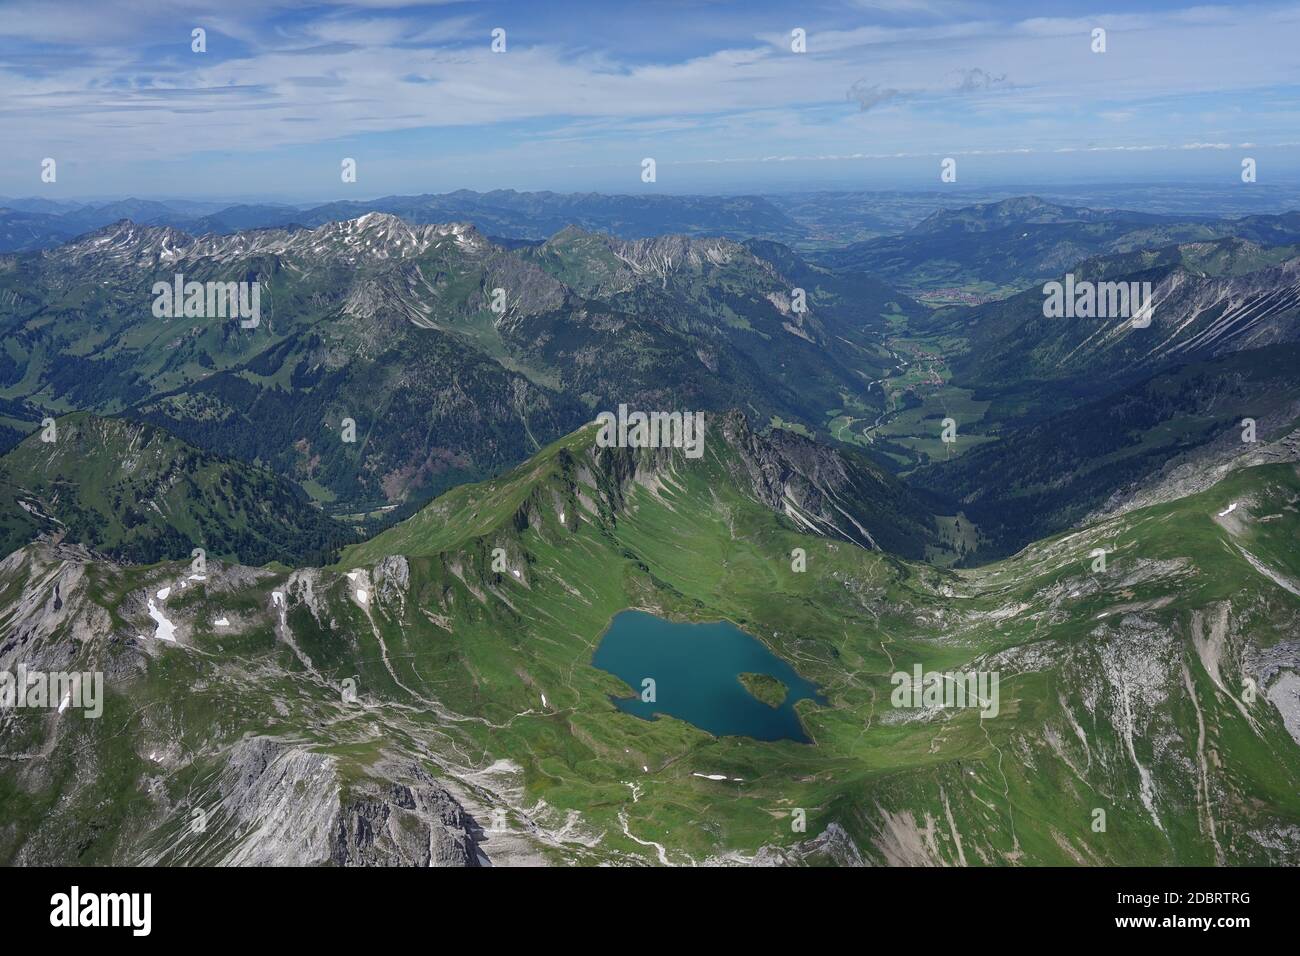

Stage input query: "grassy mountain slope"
[
  {"left": 912, "top": 346, "right": 1300, "bottom": 560},
  {"left": 2, "top": 415, "right": 1298, "bottom": 865},
  {"left": 0, "top": 412, "right": 354, "bottom": 566}
]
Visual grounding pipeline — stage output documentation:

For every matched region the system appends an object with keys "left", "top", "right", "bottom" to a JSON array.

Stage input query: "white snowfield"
[{"left": 141, "top": 599, "right": 176, "bottom": 642}]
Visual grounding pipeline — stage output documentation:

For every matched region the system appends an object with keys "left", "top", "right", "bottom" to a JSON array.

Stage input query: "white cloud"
[{"left": 0, "top": 0, "right": 1297, "bottom": 192}]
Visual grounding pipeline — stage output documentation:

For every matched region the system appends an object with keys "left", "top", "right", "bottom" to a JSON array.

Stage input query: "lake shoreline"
[{"left": 590, "top": 608, "right": 825, "bottom": 744}]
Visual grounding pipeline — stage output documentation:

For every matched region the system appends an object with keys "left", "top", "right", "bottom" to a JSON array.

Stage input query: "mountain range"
[
  {"left": 0, "top": 211, "right": 917, "bottom": 522},
  {"left": 3, "top": 191, "right": 1300, "bottom": 867},
  {"left": 815, "top": 196, "right": 1300, "bottom": 301},
  {"left": 0, "top": 190, "right": 809, "bottom": 253}
]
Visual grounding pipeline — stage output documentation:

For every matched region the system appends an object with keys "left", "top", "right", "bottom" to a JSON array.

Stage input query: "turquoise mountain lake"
[{"left": 591, "top": 610, "right": 825, "bottom": 742}]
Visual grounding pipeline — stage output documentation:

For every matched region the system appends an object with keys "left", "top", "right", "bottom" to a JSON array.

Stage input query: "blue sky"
[{"left": 2, "top": 0, "right": 1298, "bottom": 200}]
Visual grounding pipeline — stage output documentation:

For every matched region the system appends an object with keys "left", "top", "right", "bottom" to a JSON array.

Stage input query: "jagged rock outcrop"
[
  {"left": 172, "top": 738, "right": 483, "bottom": 867},
  {"left": 332, "top": 764, "right": 482, "bottom": 867},
  {"left": 752, "top": 823, "right": 867, "bottom": 866},
  {"left": 717, "top": 410, "right": 935, "bottom": 553}
]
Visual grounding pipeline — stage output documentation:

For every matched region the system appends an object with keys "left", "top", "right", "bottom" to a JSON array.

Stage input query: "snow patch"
[{"left": 146, "top": 599, "right": 177, "bottom": 642}]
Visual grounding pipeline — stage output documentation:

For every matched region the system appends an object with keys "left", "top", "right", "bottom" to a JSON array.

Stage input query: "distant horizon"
[
  {"left": 4, "top": 1, "right": 1299, "bottom": 199},
  {"left": 11, "top": 166, "right": 1300, "bottom": 206},
  {"left": 8, "top": 177, "right": 1300, "bottom": 209}
]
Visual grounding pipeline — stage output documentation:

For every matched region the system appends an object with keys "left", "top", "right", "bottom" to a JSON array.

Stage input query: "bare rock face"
[
  {"left": 721, "top": 410, "right": 850, "bottom": 509},
  {"left": 752, "top": 823, "right": 866, "bottom": 867},
  {"left": 213, "top": 737, "right": 341, "bottom": 866},
  {"left": 331, "top": 765, "right": 482, "bottom": 867},
  {"left": 0, "top": 540, "right": 116, "bottom": 676},
  {"left": 1091, "top": 425, "right": 1300, "bottom": 521},
  {"left": 718, "top": 410, "right": 887, "bottom": 550},
  {"left": 605, "top": 233, "right": 749, "bottom": 284},
  {"left": 196, "top": 738, "right": 482, "bottom": 867},
  {"left": 374, "top": 555, "right": 410, "bottom": 594}
]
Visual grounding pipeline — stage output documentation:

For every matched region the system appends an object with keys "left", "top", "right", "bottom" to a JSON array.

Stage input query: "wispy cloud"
[
  {"left": 0, "top": 0, "right": 1296, "bottom": 195},
  {"left": 845, "top": 81, "right": 910, "bottom": 112}
]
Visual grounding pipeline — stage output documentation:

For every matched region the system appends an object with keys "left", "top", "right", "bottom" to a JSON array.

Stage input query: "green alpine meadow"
[{"left": 2, "top": 406, "right": 1299, "bottom": 864}]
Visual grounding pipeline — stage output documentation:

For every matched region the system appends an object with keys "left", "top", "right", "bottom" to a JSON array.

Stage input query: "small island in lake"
[{"left": 738, "top": 672, "right": 788, "bottom": 708}]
